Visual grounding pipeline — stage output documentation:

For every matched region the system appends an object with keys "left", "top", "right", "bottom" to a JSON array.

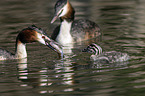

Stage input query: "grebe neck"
[
  {"left": 56, "top": 20, "right": 73, "bottom": 46},
  {"left": 15, "top": 40, "right": 27, "bottom": 59}
]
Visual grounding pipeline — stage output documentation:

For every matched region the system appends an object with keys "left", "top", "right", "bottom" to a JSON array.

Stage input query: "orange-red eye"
[{"left": 42, "top": 36, "right": 45, "bottom": 39}]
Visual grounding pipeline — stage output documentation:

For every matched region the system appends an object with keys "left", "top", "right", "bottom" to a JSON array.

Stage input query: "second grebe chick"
[
  {"left": 51, "top": 0, "right": 101, "bottom": 46},
  {"left": 0, "top": 25, "right": 62, "bottom": 60},
  {"left": 82, "top": 43, "right": 130, "bottom": 63}
]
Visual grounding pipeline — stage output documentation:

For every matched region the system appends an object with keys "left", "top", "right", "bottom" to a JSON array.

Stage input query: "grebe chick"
[
  {"left": 51, "top": 0, "right": 101, "bottom": 46},
  {"left": 82, "top": 43, "right": 130, "bottom": 63},
  {"left": 0, "top": 25, "right": 62, "bottom": 60}
]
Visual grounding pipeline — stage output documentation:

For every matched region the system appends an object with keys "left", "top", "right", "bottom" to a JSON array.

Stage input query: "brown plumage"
[
  {"left": 0, "top": 25, "right": 63, "bottom": 60},
  {"left": 51, "top": 0, "right": 101, "bottom": 46}
]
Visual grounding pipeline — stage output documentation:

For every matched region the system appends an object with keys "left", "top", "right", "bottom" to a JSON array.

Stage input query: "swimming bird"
[
  {"left": 51, "top": 0, "right": 101, "bottom": 46},
  {"left": 0, "top": 25, "right": 63, "bottom": 60},
  {"left": 82, "top": 43, "right": 130, "bottom": 63}
]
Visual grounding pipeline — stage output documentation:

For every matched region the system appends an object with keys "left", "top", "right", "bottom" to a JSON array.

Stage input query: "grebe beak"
[
  {"left": 29, "top": 25, "right": 63, "bottom": 59},
  {"left": 51, "top": 14, "right": 58, "bottom": 24},
  {"left": 45, "top": 39, "right": 63, "bottom": 59}
]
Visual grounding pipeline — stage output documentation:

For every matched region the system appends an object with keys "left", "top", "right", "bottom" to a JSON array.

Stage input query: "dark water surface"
[{"left": 1, "top": 0, "right": 145, "bottom": 96}]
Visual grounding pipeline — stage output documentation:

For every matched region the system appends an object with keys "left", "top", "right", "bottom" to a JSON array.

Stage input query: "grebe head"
[
  {"left": 82, "top": 43, "right": 102, "bottom": 55},
  {"left": 51, "top": 0, "right": 75, "bottom": 23},
  {"left": 16, "top": 25, "right": 52, "bottom": 45},
  {"left": 17, "top": 25, "right": 63, "bottom": 58}
]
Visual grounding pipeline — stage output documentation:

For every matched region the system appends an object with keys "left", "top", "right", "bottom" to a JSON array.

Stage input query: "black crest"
[
  {"left": 28, "top": 25, "right": 48, "bottom": 36},
  {"left": 55, "top": 0, "right": 67, "bottom": 13}
]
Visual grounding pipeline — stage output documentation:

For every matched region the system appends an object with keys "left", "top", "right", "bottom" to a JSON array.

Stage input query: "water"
[{"left": 0, "top": 0, "right": 145, "bottom": 96}]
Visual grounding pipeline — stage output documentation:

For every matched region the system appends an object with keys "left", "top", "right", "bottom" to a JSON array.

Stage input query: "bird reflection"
[
  {"left": 16, "top": 58, "right": 76, "bottom": 94},
  {"left": 17, "top": 58, "right": 29, "bottom": 87},
  {"left": 17, "top": 52, "right": 129, "bottom": 94}
]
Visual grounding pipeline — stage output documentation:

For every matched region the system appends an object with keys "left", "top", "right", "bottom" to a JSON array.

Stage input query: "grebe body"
[
  {"left": 0, "top": 25, "right": 63, "bottom": 60},
  {"left": 82, "top": 43, "right": 130, "bottom": 63},
  {"left": 0, "top": 49, "right": 15, "bottom": 60},
  {"left": 51, "top": 0, "right": 101, "bottom": 46}
]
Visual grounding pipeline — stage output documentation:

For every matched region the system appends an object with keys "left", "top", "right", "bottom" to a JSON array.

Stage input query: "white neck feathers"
[
  {"left": 15, "top": 42, "right": 27, "bottom": 59},
  {"left": 56, "top": 20, "right": 73, "bottom": 46}
]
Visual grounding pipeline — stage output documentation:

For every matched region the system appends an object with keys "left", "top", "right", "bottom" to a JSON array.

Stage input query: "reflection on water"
[
  {"left": 1, "top": 0, "right": 145, "bottom": 96},
  {"left": 16, "top": 54, "right": 129, "bottom": 94}
]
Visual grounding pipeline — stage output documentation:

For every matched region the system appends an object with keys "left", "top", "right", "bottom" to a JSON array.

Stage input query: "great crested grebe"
[
  {"left": 82, "top": 43, "right": 130, "bottom": 63},
  {"left": 51, "top": 0, "right": 101, "bottom": 46},
  {"left": 0, "top": 25, "right": 63, "bottom": 60}
]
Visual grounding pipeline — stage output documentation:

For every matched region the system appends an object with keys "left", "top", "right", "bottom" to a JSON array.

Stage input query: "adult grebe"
[
  {"left": 51, "top": 0, "right": 101, "bottom": 46},
  {"left": 82, "top": 43, "right": 130, "bottom": 63},
  {"left": 0, "top": 25, "right": 63, "bottom": 60}
]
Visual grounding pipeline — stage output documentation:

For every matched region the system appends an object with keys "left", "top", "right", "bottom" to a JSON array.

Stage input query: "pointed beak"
[
  {"left": 45, "top": 38, "right": 63, "bottom": 59},
  {"left": 43, "top": 35, "right": 53, "bottom": 42},
  {"left": 51, "top": 14, "right": 58, "bottom": 24}
]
